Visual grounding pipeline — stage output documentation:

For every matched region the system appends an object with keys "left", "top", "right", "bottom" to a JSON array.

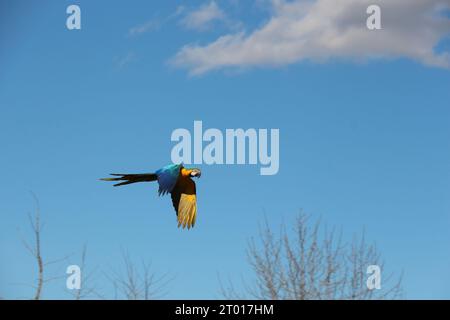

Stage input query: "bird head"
[{"left": 189, "top": 168, "right": 202, "bottom": 178}]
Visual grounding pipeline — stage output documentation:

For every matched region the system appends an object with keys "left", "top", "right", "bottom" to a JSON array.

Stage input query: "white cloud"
[
  {"left": 181, "top": 1, "right": 226, "bottom": 31},
  {"left": 129, "top": 7, "right": 187, "bottom": 37},
  {"left": 128, "top": 19, "right": 160, "bottom": 36},
  {"left": 172, "top": 0, "right": 450, "bottom": 75},
  {"left": 114, "top": 52, "right": 136, "bottom": 68}
]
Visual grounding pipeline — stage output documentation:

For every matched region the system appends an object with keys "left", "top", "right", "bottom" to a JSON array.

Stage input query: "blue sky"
[{"left": 1, "top": 0, "right": 450, "bottom": 299}]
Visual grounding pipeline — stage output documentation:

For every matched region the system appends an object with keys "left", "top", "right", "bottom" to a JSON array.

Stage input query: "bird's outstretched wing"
[
  {"left": 170, "top": 178, "right": 197, "bottom": 229},
  {"left": 156, "top": 163, "right": 183, "bottom": 195}
]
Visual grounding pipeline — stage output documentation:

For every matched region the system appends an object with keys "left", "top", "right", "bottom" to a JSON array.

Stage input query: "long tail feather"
[{"left": 100, "top": 173, "right": 157, "bottom": 187}]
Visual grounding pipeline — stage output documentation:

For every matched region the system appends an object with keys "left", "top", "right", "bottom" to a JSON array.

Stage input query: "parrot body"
[{"left": 101, "top": 164, "right": 201, "bottom": 229}]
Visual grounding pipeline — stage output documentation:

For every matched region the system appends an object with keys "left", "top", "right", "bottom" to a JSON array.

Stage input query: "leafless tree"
[
  {"left": 23, "top": 203, "right": 44, "bottom": 300},
  {"left": 20, "top": 194, "right": 67, "bottom": 300},
  {"left": 220, "top": 213, "right": 403, "bottom": 300},
  {"left": 107, "top": 251, "right": 172, "bottom": 300},
  {"left": 15, "top": 196, "right": 170, "bottom": 300},
  {"left": 65, "top": 244, "right": 102, "bottom": 300}
]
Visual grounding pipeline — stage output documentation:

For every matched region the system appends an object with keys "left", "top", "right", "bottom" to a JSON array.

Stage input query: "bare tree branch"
[
  {"left": 19, "top": 193, "right": 69, "bottom": 300},
  {"left": 107, "top": 250, "right": 172, "bottom": 300},
  {"left": 26, "top": 195, "right": 43, "bottom": 300},
  {"left": 222, "top": 211, "right": 403, "bottom": 300}
]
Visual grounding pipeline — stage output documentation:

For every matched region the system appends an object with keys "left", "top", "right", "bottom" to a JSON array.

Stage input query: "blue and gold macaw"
[{"left": 101, "top": 164, "right": 201, "bottom": 229}]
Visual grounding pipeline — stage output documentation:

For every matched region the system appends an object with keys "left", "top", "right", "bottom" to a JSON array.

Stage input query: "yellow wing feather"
[{"left": 177, "top": 194, "right": 197, "bottom": 229}]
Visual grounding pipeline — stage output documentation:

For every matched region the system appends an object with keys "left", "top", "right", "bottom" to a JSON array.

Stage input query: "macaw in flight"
[{"left": 101, "top": 164, "right": 201, "bottom": 229}]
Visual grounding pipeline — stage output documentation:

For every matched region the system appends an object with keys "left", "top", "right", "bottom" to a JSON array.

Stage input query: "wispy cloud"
[
  {"left": 128, "top": 19, "right": 160, "bottom": 37},
  {"left": 181, "top": 1, "right": 226, "bottom": 31},
  {"left": 172, "top": 0, "right": 450, "bottom": 75},
  {"left": 114, "top": 52, "right": 136, "bottom": 68},
  {"left": 128, "top": 6, "right": 186, "bottom": 37}
]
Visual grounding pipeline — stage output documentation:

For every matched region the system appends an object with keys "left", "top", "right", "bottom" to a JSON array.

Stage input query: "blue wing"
[{"left": 155, "top": 163, "right": 182, "bottom": 195}]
